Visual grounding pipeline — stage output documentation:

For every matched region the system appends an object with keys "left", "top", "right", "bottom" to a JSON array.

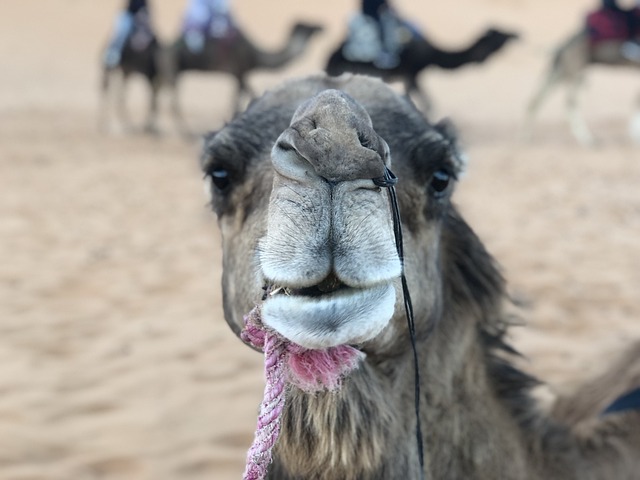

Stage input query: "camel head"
[
  {"left": 472, "top": 28, "right": 519, "bottom": 62},
  {"left": 201, "top": 73, "right": 640, "bottom": 480},
  {"left": 202, "top": 73, "right": 464, "bottom": 356},
  {"left": 290, "top": 22, "right": 324, "bottom": 39}
]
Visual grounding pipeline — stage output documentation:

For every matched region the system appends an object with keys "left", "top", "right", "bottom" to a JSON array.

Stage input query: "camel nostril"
[
  {"left": 358, "top": 132, "right": 375, "bottom": 151},
  {"left": 276, "top": 140, "right": 296, "bottom": 152}
]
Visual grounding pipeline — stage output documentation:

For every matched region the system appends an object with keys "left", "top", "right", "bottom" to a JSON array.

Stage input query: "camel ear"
[
  {"left": 199, "top": 130, "right": 219, "bottom": 171},
  {"left": 433, "top": 119, "right": 467, "bottom": 177},
  {"left": 202, "top": 130, "right": 218, "bottom": 147}
]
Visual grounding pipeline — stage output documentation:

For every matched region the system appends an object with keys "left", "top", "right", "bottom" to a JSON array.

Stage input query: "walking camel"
[
  {"left": 99, "top": 25, "right": 163, "bottom": 134},
  {"left": 164, "top": 22, "right": 322, "bottom": 134},
  {"left": 326, "top": 26, "right": 518, "bottom": 113},
  {"left": 524, "top": 30, "right": 640, "bottom": 145},
  {"left": 201, "top": 73, "right": 640, "bottom": 479}
]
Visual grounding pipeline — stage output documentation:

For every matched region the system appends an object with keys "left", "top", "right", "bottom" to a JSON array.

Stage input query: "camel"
[
  {"left": 325, "top": 26, "right": 518, "bottom": 113},
  {"left": 201, "top": 73, "right": 640, "bottom": 479},
  {"left": 98, "top": 27, "right": 163, "bottom": 134},
  {"left": 163, "top": 22, "right": 322, "bottom": 134},
  {"left": 524, "top": 30, "right": 640, "bottom": 145}
]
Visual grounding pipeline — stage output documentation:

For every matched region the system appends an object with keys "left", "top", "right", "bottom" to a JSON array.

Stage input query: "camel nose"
[
  {"left": 271, "top": 89, "right": 389, "bottom": 184},
  {"left": 260, "top": 89, "right": 399, "bottom": 289}
]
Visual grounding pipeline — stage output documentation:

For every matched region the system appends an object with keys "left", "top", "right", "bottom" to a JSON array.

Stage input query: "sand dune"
[{"left": 1, "top": 0, "right": 639, "bottom": 478}]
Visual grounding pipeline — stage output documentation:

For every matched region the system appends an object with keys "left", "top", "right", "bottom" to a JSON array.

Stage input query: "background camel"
[
  {"left": 202, "top": 73, "right": 640, "bottom": 479},
  {"left": 164, "top": 22, "right": 322, "bottom": 133},
  {"left": 98, "top": 26, "right": 162, "bottom": 134},
  {"left": 524, "top": 30, "right": 640, "bottom": 145},
  {"left": 326, "top": 26, "right": 518, "bottom": 113}
]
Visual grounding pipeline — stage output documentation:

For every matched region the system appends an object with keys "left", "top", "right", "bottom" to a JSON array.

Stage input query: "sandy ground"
[{"left": 1, "top": 0, "right": 639, "bottom": 478}]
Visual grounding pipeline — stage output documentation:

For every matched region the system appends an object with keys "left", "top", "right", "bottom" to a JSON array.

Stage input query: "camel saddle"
[{"left": 586, "top": 8, "right": 640, "bottom": 45}]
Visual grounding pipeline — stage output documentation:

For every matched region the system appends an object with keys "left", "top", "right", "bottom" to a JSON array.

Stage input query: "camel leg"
[
  {"left": 115, "top": 71, "right": 134, "bottom": 133},
  {"left": 629, "top": 91, "right": 640, "bottom": 145},
  {"left": 98, "top": 68, "right": 113, "bottom": 133},
  {"left": 404, "top": 77, "right": 432, "bottom": 116},
  {"left": 233, "top": 77, "right": 255, "bottom": 116},
  {"left": 143, "top": 77, "right": 160, "bottom": 135},
  {"left": 565, "top": 75, "right": 595, "bottom": 147},
  {"left": 169, "top": 78, "right": 191, "bottom": 138},
  {"left": 522, "top": 69, "right": 563, "bottom": 142}
]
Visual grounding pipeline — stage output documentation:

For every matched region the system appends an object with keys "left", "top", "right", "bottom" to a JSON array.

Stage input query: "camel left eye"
[
  {"left": 429, "top": 169, "right": 451, "bottom": 197},
  {"left": 210, "top": 167, "right": 231, "bottom": 191}
]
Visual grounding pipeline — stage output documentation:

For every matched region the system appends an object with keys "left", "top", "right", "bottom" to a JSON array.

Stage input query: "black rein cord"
[{"left": 373, "top": 167, "right": 425, "bottom": 479}]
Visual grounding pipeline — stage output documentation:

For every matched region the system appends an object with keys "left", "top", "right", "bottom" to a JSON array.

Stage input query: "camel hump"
[{"left": 273, "top": 89, "right": 389, "bottom": 183}]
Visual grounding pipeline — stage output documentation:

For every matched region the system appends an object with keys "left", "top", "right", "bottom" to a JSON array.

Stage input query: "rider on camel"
[
  {"left": 182, "top": 0, "right": 236, "bottom": 54},
  {"left": 103, "top": 0, "right": 155, "bottom": 68},
  {"left": 588, "top": 0, "right": 640, "bottom": 61},
  {"left": 342, "top": 0, "right": 407, "bottom": 69}
]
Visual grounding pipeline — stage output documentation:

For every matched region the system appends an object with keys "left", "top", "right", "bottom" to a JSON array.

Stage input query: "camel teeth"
[
  {"left": 269, "top": 287, "right": 291, "bottom": 296},
  {"left": 269, "top": 286, "right": 284, "bottom": 296}
]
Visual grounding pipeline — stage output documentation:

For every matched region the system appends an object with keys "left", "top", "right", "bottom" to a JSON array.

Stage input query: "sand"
[{"left": 1, "top": 0, "right": 639, "bottom": 478}]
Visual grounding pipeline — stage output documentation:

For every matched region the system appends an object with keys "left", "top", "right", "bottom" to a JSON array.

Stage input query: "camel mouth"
[
  {"left": 268, "top": 275, "right": 347, "bottom": 298},
  {"left": 261, "top": 282, "right": 396, "bottom": 350}
]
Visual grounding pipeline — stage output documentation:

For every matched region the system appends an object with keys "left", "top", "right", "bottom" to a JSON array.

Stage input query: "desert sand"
[{"left": 1, "top": 0, "right": 639, "bottom": 478}]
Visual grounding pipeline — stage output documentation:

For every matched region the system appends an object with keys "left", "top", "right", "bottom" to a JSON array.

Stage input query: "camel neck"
[{"left": 256, "top": 31, "right": 311, "bottom": 70}]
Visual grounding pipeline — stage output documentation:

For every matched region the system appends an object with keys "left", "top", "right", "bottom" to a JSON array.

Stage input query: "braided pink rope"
[{"left": 240, "top": 306, "right": 364, "bottom": 480}]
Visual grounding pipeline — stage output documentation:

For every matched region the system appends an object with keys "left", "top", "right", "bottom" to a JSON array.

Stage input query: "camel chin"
[{"left": 261, "top": 283, "right": 396, "bottom": 349}]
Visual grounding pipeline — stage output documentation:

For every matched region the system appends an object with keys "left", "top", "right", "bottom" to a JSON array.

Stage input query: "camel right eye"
[
  {"left": 429, "top": 169, "right": 452, "bottom": 198},
  {"left": 210, "top": 167, "right": 231, "bottom": 191}
]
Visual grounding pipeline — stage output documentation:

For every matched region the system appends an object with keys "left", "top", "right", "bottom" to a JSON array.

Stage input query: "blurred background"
[{"left": 1, "top": 0, "right": 639, "bottom": 478}]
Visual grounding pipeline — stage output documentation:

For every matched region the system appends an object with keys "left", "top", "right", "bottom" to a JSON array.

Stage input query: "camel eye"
[
  {"left": 429, "top": 169, "right": 451, "bottom": 197},
  {"left": 210, "top": 167, "right": 231, "bottom": 191}
]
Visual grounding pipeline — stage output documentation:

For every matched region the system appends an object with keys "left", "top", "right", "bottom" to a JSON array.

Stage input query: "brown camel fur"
[
  {"left": 163, "top": 22, "right": 322, "bottom": 134},
  {"left": 201, "top": 73, "right": 640, "bottom": 479},
  {"left": 524, "top": 30, "right": 640, "bottom": 145}
]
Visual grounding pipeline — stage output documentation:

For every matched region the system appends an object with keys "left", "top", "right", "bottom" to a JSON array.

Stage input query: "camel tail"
[{"left": 551, "top": 342, "right": 640, "bottom": 427}]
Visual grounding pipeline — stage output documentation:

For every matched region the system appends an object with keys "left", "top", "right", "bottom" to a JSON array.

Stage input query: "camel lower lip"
[{"left": 261, "top": 283, "right": 396, "bottom": 349}]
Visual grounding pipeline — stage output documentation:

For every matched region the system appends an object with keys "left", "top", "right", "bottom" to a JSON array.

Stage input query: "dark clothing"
[
  {"left": 602, "top": 387, "right": 640, "bottom": 415},
  {"left": 587, "top": 0, "right": 640, "bottom": 43},
  {"left": 127, "top": 0, "right": 148, "bottom": 14},
  {"left": 362, "top": 0, "right": 387, "bottom": 20},
  {"left": 602, "top": 0, "right": 622, "bottom": 10}
]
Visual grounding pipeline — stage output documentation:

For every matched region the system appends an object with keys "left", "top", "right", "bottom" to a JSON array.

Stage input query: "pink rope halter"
[{"left": 240, "top": 305, "right": 365, "bottom": 480}]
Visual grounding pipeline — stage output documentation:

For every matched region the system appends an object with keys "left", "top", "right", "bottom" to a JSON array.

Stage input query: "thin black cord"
[{"left": 374, "top": 168, "right": 425, "bottom": 479}]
